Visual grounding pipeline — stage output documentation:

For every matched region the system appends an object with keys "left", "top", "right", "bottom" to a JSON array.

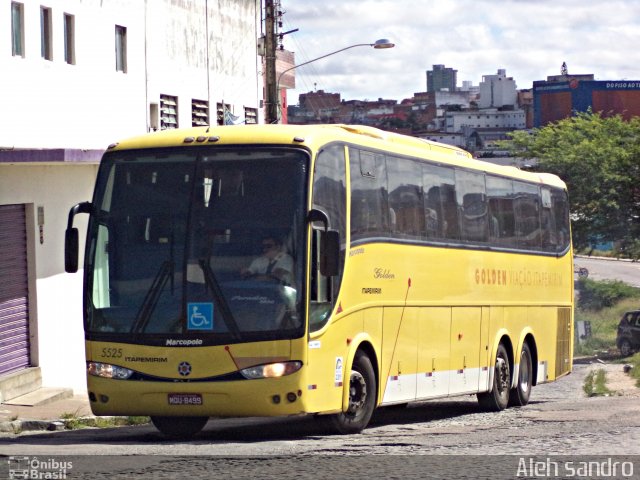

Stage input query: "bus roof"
[{"left": 107, "top": 124, "right": 567, "bottom": 189}]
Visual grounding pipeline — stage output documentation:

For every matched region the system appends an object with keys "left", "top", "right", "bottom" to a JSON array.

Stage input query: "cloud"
[{"left": 282, "top": 0, "right": 640, "bottom": 102}]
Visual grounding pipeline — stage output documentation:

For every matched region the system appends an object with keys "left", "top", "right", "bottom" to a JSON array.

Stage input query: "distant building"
[
  {"left": 289, "top": 90, "right": 341, "bottom": 123},
  {"left": 275, "top": 49, "right": 296, "bottom": 124},
  {"left": 417, "top": 131, "right": 466, "bottom": 148},
  {"left": 533, "top": 74, "right": 640, "bottom": 126},
  {"left": 518, "top": 89, "right": 534, "bottom": 128},
  {"left": 460, "top": 80, "right": 479, "bottom": 93},
  {"left": 444, "top": 109, "right": 526, "bottom": 133},
  {"left": 427, "top": 64, "right": 457, "bottom": 92},
  {"left": 478, "top": 69, "right": 518, "bottom": 109}
]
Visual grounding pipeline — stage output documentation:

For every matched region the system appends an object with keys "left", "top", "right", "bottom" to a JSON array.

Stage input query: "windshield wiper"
[
  {"left": 198, "top": 259, "right": 242, "bottom": 341},
  {"left": 131, "top": 260, "right": 173, "bottom": 334}
]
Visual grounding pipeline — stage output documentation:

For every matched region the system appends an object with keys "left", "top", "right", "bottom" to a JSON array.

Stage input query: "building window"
[
  {"left": 64, "top": 13, "right": 75, "bottom": 64},
  {"left": 216, "top": 103, "right": 230, "bottom": 125},
  {"left": 244, "top": 107, "right": 258, "bottom": 124},
  {"left": 191, "top": 99, "right": 209, "bottom": 127},
  {"left": 11, "top": 2, "right": 25, "bottom": 57},
  {"left": 115, "top": 25, "right": 127, "bottom": 73},
  {"left": 149, "top": 103, "right": 159, "bottom": 131},
  {"left": 160, "top": 94, "right": 178, "bottom": 129},
  {"left": 40, "top": 6, "right": 53, "bottom": 60}
]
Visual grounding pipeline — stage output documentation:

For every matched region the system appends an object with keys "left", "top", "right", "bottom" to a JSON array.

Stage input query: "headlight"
[
  {"left": 87, "top": 362, "right": 134, "bottom": 380},
  {"left": 240, "top": 361, "right": 302, "bottom": 379}
]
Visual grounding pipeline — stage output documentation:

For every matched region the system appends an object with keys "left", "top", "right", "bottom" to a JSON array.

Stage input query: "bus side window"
[
  {"left": 540, "top": 187, "right": 557, "bottom": 251},
  {"left": 456, "top": 170, "right": 488, "bottom": 243},
  {"left": 514, "top": 181, "right": 542, "bottom": 249},
  {"left": 551, "top": 188, "right": 570, "bottom": 253},
  {"left": 422, "top": 164, "right": 458, "bottom": 241},
  {"left": 349, "top": 148, "right": 389, "bottom": 239},
  {"left": 486, "top": 176, "right": 515, "bottom": 246},
  {"left": 388, "top": 156, "right": 424, "bottom": 238}
]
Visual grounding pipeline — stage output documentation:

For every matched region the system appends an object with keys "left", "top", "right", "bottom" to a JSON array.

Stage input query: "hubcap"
[
  {"left": 496, "top": 356, "right": 509, "bottom": 393},
  {"left": 347, "top": 371, "right": 367, "bottom": 415},
  {"left": 621, "top": 341, "right": 631, "bottom": 356}
]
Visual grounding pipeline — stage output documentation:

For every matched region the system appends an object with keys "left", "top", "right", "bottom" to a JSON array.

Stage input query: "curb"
[
  {"left": 0, "top": 415, "right": 148, "bottom": 434},
  {"left": 574, "top": 254, "right": 636, "bottom": 263},
  {"left": 0, "top": 418, "right": 66, "bottom": 434}
]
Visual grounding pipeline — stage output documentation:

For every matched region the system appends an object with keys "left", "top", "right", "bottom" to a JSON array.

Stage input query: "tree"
[{"left": 502, "top": 111, "right": 640, "bottom": 252}]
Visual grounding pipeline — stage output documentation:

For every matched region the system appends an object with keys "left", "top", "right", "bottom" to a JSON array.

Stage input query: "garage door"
[{"left": 0, "top": 204, "right": 31, "bottom": 375}]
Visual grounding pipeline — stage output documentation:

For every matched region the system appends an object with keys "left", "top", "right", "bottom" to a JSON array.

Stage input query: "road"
[
  {"left": 1, "top": 363, "right": 639, "bottom": 479},
  {"left": 575, "top": 255, "right": 640, "bottom": 287}
]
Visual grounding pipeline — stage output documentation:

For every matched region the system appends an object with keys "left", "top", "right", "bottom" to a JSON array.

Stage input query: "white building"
[
  {"left": 417, "top": 132, "right": 466, "bottom": 149},
  {"left": 0, "top": 0, "right": 262, "bottom": 400},
  {"left": 478, "top": 68, "right": 517, "bottom": 109},
  {"left": 433, "top": 90, "right": 475, "bottom": 110},
  {"left": 444, "top": 108, "right": 526, "bottom": 133}
]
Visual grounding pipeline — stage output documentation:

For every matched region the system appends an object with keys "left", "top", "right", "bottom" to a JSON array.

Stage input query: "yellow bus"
[{"left": 65, "top": 124, "right": 573, "bottom": 436}]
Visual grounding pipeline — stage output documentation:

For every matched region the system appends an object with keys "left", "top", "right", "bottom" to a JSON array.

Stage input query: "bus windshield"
[{"left": 86, "top": 147, "right": 308, "bottom": 345}]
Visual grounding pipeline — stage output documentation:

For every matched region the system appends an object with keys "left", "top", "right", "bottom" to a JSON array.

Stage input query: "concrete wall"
[
  {"left": 0, "top": 0, "right": 147, "bottom": 149},
  {"left": 145, "top": 0, "right": 262, "bottom": 123},
  {"left": 0, "top": 163, "right": 98, "bottom": 392},
  {"left": 0, "top": 0, "right": 262, "bottom": 151}
]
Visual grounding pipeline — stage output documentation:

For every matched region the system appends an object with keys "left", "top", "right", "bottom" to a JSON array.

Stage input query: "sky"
[{"left": 281, "top": 0, "right": 640, "bottom": 104}]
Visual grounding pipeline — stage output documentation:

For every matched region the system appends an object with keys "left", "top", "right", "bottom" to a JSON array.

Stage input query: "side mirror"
[
  {"left": 64, "top": 201, "right": 92, "bottom": 273},
  {"left": 65, "top": 228, "right": 79, "bottom": 273}
]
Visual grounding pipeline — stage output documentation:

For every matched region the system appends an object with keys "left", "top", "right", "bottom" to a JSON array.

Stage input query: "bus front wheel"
[
  {"left": 151, "top": 416, "right": 209, "bottom": 438},
  {"left": 477, "top": 343, "right": 510, "bottom": 411},
  {"left": 327, "top": 351, "right": 377, "bottom": 434}
]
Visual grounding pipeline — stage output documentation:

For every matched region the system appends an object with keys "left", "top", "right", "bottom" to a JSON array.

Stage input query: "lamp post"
[{"left": 272, "top": 39, "right": 395, "bottom": 124}]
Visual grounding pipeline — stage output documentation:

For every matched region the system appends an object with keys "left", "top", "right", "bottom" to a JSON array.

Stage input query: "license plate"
[{"left": 168, "top": 393, "right": 203, "bottom": 406}]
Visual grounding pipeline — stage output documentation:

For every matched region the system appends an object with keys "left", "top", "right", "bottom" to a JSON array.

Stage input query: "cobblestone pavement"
[{"left": 1, "top": 363, "right": 638, "bottom": 479}]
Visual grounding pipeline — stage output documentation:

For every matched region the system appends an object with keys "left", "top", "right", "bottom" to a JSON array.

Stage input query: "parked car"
[{"left": 616, "top": 310, "right": 640, "bottom": 357}]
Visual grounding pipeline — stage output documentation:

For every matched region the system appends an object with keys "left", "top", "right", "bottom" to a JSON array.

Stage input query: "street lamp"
[{"left": 274, "top": 39, "right": 395, "bottom": 123}]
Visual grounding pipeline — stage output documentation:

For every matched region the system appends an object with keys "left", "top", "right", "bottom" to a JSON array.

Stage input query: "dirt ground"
[{"left": 587, "top": 360, "right": 640, "bottom": 397}]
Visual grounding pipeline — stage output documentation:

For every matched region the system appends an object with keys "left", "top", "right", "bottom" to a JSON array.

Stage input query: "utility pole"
[{"left": 264, "top": 0, "right": 278, "bottom": 124}]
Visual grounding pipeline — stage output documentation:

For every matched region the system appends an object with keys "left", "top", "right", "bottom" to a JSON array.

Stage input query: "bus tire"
[
  {"left": 508, "top": 342, "right": 533, "bottom": 407},
  {"left": 327, "top": 351, "right": 377, "bottom": 434},
  {"left": 477, "top": 343, "right": 510, "bottom": 411},
  {"left": 151, "top": 416, "right": 208, "bottom": 438}
]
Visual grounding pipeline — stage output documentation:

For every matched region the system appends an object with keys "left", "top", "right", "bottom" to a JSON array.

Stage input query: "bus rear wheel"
[
  {"left": 327, "top": 351, "right": 377, "bottom": 434},
  {"left": 478, "top": 343, "right": 510, "bottom": 411},
  {"left": 151, "top": 416, "right": 209, "bottom": 438},
  {"left": 509, "top": 342, "right": 533, "bottom": 407}
]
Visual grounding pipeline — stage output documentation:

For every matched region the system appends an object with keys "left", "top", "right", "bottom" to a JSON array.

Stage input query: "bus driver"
[{"left": 241, "top": 236, "right": 294, "bottom": 286}]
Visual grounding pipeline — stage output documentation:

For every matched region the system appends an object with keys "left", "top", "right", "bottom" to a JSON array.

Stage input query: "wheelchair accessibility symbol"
[{"left": 187, "top": 303, "right": 214, "bottom": 330}]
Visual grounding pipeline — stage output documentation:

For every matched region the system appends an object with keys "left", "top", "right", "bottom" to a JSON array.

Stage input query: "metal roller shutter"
[{"left": 0, "top": 204, "right": 31, "bottom": 375}]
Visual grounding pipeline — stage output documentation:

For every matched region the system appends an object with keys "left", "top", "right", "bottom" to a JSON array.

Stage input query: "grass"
[
  {"left": 627, "top": 352, "right": 640, "bottom": 388},
  {"left": 573, "top": 297, "right": 639, "bottom": 357},
  {"left": 573, "top": 279, "right": 640, "bottom": 393},
  {"left": 60, "top": 411, "right": 150, "bottom": 430},
  {"left": 582, "top": 369, "right": 613, "bottom": 397}
]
